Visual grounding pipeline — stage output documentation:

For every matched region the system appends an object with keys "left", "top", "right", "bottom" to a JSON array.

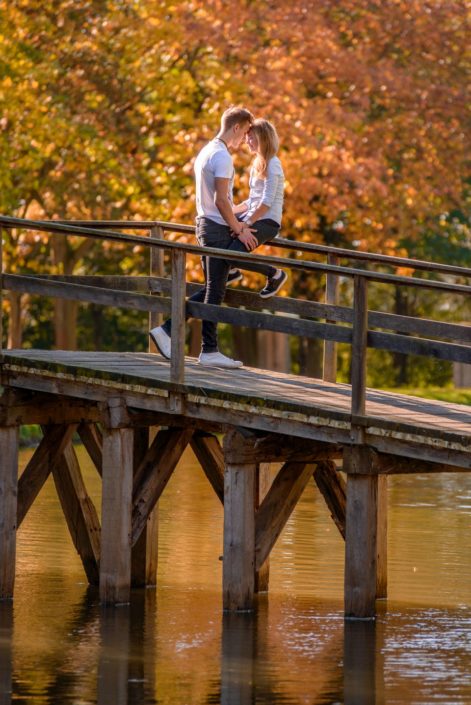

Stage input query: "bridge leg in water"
[
  {"left": 344, "top": 447, "right": 379, "bottom": 619},
  {"left": 223, "top": 430, "right": 256, "bottom": 611},
  {"left": 100, "top": 420, "right": 134, "bottom": 605},
  {"left": 0, "top": 425, "right": 18, "bottom": 599}
]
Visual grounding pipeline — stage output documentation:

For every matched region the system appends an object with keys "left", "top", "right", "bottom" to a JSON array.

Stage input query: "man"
[{"left": 150, "top": 106, "right": 258, "bottom": 369}]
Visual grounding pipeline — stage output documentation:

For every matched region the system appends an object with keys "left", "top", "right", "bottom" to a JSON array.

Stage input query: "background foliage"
[{"left": 1, "top": 0, "right": 470, "bottom": 386}]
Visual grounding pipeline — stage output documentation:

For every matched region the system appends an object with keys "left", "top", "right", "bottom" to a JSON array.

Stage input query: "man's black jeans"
[{"left": 161, "top": 217, "right": 280, "bottom": 353}]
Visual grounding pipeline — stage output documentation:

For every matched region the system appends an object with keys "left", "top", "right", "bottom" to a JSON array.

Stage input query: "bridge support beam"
[
  {"left": 100, "top": 400, "right": 134, "bottom": 605},
  {"left": 344, "top": 447, "right": 378, "bottom": 619},
  {"left": 0, "top": 425, "right": 18, "bottom": 599},
  {"left": 222, "top": 430, "right": 256, "bottom": 611}
]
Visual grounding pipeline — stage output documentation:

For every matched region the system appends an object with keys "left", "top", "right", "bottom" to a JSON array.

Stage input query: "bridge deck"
[{"left": 1, "top": 349, "right": 470, "bottom": 468}]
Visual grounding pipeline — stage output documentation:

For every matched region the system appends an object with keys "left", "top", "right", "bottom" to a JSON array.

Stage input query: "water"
[{"left": 1, "top": 446, "right": 471, "bottom": 704}]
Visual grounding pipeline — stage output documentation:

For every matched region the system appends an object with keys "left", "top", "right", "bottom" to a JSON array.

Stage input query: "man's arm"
[{"left": 214, "top": 178, "right": 258, "bottom": 250}]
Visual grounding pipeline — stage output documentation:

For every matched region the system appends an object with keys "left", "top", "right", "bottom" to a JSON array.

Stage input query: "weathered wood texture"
[
  {"left": 132, "top": 427, "right": 194, "bottom": 545},
  {"left": 17, "top": 424, "right": 77, "bottom": 526},
  {"left": 255, "top": 462, "right": 312, "bottom": 571},
  {"left": 190, "top": 432, "right": 225, "bottom": 504},
  {"left": 313, "top": 460, "right": 346, "bottom": 539},
  {"left": 376, "top": 475, "right": 388, "bottom": 599},
  {"left": 255, "top": 462, "right": 271, "bottom": 593},
  {"left": 77, "top": 422, "right": 103, "bottom": 476},
  {"left": 0, "top": 427, "right": 18, "bottom": 599},
  {"left": 170, "top": 249, "right": 187, "bottom": 383},
  {"left": 344, "top": 463, "right": 378, "bottom": 619},
  {"left": 223, "top": 460, "right": 256, "bottom": 611},
  {"left": 52, "top": 442, "right": 101, "bottom": 585},
  {"left": 100, "top": 426, "right": 134, "bottom": 605},
  {"left": 6, "top": 273, "right": 470, "bottom": 363},
  {"left": 131, "top": 426, "right": 158, "bottom": 587},
  {"left": 2, "top": 351, "right": 469, "bottom": 470}
]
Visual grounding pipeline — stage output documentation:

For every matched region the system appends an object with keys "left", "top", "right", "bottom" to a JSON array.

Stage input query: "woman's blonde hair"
[{"left": 251, "top": 119, "right": 279, "bottom": 178}]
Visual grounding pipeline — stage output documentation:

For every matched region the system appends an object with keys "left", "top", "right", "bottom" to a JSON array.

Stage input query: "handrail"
[
  {"left": 52, "top": 218, "right": 471, "bottom": 279},
  {"left": 1, "top": 216, "right": 470, "bottom": 295},
  {"left": 1, "top": 216, "right": 469, "bottom": 400}
]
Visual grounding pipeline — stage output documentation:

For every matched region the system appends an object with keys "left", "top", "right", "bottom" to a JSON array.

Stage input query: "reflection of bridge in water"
[
  {"left": 1, "top": 590, "right": 383, "bottom": 704},
  {"left": 0, "top": 216, "right": 470, "bottom": 620}
]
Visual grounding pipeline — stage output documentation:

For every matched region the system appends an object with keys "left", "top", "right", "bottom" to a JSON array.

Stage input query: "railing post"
[
  {"left": 149, "top": 225, "right": 165, "bottom": 331},
  {"left": 350, "top": 274, "right": 368, "bottom": 431},
  {"left": 344, "top": 274, "right": 379, "bottom": 619},
  {"left": 170, "top": 249, "right": 186, "bottom": 384},
  {"left": 323, "top": 254, "right": 339, "bottom": 382}
]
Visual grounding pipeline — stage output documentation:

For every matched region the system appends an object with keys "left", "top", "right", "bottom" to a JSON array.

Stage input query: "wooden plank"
[
  {"left": 77, "top": 422, "right": 103, "bottom": 476},
  {"left": 223, "top": 460, "right": 256, "bottom": 611},
  {"left": 344, "top": 453, "right": 378, "bottom": 619},
  {"left": 186, "top": 299, "right": 353, "bottom": 344},
  {"left": 0, "top": 427, "right": 18, "bottom": 598},
  {"left": 100, "top": 426, "right": 133, "bottom": 605},
  {"left": 313, "top": 460, "right": 346, "bottom": 538},
  {"left": 3, "top": 273, "right": 172, "bottom": 316},
  {"left": 52, "top": 442, "right": 101, "bottom": 585},
  {"left": 170, "top": 249, "right": 187, "bottom": 384},
  {"left": 190, "top": 432, "right": 225, "bottom": 504},
  {"left": 131, "top": 428, "right": 193, "bottom": 545},
  {"left": 17, "top": 424, "right": 77, "bottom": 526},
  {"left": 368, "top": 329, "right": 471, "bottom": 364},
  {"left": 255, "top": 462, "right": 312, "bottom": 571}
]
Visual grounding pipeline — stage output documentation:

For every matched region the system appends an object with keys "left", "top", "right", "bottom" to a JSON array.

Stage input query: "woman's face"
[{"left": 246, "top": 129, "right": 259, "bottom": 153}]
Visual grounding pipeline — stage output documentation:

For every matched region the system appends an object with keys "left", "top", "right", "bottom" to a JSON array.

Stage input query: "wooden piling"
[
  {"left": 0, "top": 426, "right": 18, "bottom": 599},
  {"left": 223, "top": 431, "right": 256, "bottom": 611},
  {"left": 100, "top": 406, "right": 133, "bottom": 605},
  {"left": 344, "top": 449, "right": 378, "bottom": 619}
]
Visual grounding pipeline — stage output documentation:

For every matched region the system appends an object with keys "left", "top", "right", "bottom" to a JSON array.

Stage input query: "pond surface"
[{"left": 1, "top": 445, "right": 470, "bottom": 704}]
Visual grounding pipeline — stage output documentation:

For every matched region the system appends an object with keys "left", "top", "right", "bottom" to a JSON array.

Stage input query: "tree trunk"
[
  {"left": 7, "top": 291, "right": 23, "bottom": 349},
  {"left": 257, "top": 330, "right": 291, "bottom": 372},
  {"left": 298, "top": 337, "right": 322, "bottom": 378}
]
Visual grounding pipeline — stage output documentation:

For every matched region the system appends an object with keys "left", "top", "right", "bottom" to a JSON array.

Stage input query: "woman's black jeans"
[{"left": 161, "top": 217, "right": 280, "bottom": 353}]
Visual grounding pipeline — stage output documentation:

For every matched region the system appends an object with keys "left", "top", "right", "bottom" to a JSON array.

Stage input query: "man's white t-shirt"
[{"left": 194, "top": 138, "right": 234, "bottom": 225}]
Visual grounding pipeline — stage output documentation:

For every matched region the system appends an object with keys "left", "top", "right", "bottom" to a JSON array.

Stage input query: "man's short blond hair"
[{"left": 221, "top": 107, "right": 254, "bottom": 132}]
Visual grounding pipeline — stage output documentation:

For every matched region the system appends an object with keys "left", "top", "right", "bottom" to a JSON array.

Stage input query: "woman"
[{"left": 228, "top": 117, "right": 287, "bottom": 298}]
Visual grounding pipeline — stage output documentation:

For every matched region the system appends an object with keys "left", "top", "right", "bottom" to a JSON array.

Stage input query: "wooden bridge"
[{"left": 0, "top": 215, "right": 470, "bottom": 619}]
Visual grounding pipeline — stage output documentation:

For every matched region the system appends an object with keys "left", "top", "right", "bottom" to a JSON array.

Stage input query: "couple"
[{"left": 150, "top": 106, "right": 287, "bottom": 369}]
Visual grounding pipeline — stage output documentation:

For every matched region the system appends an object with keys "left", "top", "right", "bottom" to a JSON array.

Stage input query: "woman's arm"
[
  {"left": 233, "top": 200, "right": 249, "bottom": 215},
  {"left": 245, "top": 202, "right": 269, "bottom": 224}
]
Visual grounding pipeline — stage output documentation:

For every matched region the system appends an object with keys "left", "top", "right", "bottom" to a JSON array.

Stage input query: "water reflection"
[
  {"left": 4, "top": 446, "right": 471, "bottom": 704},
  {"left": 0, "top": 603, "right": 13, "bottom": 705}
]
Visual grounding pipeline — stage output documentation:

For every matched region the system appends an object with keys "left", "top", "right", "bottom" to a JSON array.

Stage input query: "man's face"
[{"left": 232, "top": 121, "right": 252, "bottom": 148}]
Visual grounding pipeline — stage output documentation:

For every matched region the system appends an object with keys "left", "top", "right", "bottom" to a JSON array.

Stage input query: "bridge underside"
[{"left": 1, "top": 350, "right": 470, "bottom": 618}]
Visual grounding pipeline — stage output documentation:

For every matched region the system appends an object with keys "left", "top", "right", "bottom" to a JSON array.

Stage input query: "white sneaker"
[
  {"left": 198, "top": 351, "right": 244, "bottom": 369},
  {"left": 149, "top": 326, "right": 171, "bottom": 359}
]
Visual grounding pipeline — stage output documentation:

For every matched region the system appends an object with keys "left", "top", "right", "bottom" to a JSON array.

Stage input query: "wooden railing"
[{"left": 1, "top": 216, "right": 470, "bottom": 425}]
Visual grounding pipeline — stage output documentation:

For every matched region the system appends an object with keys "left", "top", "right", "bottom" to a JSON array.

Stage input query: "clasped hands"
[{"left": 236, "top": 222, "right": 258, "bottom": 251}]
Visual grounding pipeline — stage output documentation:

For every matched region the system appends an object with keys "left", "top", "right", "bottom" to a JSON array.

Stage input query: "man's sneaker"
[
  {"left": 259, "top": 269, "right": 288, "bottom": 299},
  {"left": 149, "top": 326, "right": 171, "bottom": 359},
  {"left": 198, "top": 351, "right": 244, "bottom": 369},
  {"left": 227, "top": 268, "right": 243, "bottom": 285}
]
